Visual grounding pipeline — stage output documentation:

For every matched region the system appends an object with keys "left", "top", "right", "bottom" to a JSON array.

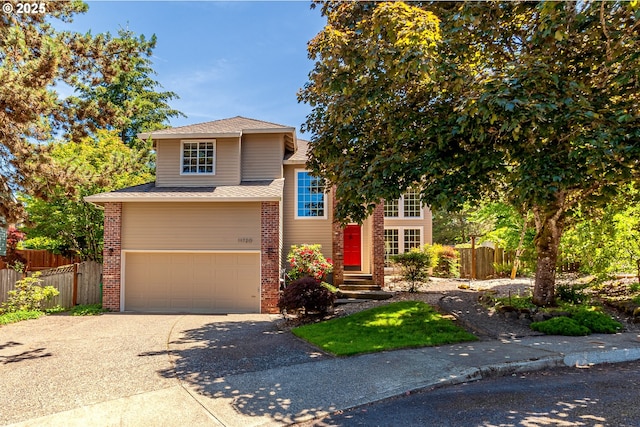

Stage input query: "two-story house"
[{"left": 86, "top": 116, "right": 432, "bottom": 314}]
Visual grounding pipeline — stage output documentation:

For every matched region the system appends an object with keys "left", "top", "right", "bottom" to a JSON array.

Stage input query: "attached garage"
[
  {"left": 85, "top": 180, "right": 284, "bottom": 314},
  {"left": 123, "top": 252, "right": 260, "bottom": 313}
]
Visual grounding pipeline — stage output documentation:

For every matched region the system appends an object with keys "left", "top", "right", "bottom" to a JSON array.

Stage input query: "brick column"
[
  {"left": 372, "top": 202, "right": 385, "bottom": 287},
  {"left": 261, "top": 201, "right": 280, "bottom": 313},
  {"left": 103, "top": 203, "right": 122, "bottom": 311},
  {"left": 331, "top": 189, "right": 344, "bottom": 286}
]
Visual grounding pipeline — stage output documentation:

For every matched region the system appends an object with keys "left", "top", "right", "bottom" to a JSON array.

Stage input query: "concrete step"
[
  {"left": 336, "top": 289, "right": 394, "bottom": 301},
  {"left": 339, "top": 284, "right": 382, "bottom": 292}
]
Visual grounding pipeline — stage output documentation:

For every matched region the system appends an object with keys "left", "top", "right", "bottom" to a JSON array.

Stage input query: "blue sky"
[{"left": 57, "top": 1, "right": 326, "bottom": 135}]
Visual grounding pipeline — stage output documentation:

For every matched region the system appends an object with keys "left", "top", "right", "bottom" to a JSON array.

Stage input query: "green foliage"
[
  {"left": 0, "top": 2, "right": 169, "bottom": 223},
  {"left": 556, "top": 284, "right": 587, "bottom": 305},
  {"left": 292, "top": 301, "right": 477, "bottom": 356},
  {"left": 429, "top": 244, "right": 459, "bottom": 278},
  {"left": 286, "top": 244, "right": 333, "bottom": 281},
  {"left": 571, "top": 308, "right": 622, "bottom": 334},
  {"left": 20, "top": 130, "right": 154, "bottom": 261},
  {"left": 531, "top": 317, "right": 590, "bottom": 336},
  {"left": 21, "top": 236, "right": 65, "bottom": 253},
  {"left": 391, "top": 247, "right": 435, "bottom": 292},
  {"left": 300, "top": 1, "right": 640, "bottom": 307},
  {"left": 278, "top": 277, "right": 336, "bottom": 316},
  {"left": 494, "top": 295, "right": 536, "bottom": 311},
  {"left": 70, "top": 304, "right": 106, "bottom": 316},
  {"left": 531, "top": 306, "right": 622, "bottom": 336},
  {"left": 70, "top": 29, "right": 185, "bottom": 147},
  {"left": 560, "top": 185, "right": 640, "bottom": 281},
  {"left": 1, "top": 273, "right": 59, "bottom": 313},
  {"left": 0, "top": 310, "right": 44, "bottom": 326}
]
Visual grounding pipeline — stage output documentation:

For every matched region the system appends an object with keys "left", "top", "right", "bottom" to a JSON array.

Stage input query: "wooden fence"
[
  {"left": 0, "top": 261, "right": 102, "bottom": 309},
  {"left": 459, "top": 246, "right": 580, "bottom": 280},
  {"left": 459, "top": 247, "right": 519, "bottom": 280},
  {"left": 0, "top": 249, "right": 80, "bottom": 271}
]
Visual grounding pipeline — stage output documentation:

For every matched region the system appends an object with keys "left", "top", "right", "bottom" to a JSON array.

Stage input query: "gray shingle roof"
[
  {"left": 284, "top": 139, "right": 309, "bottom": 164},
  {"left": 85, "top": 179, "right": 284, "bottom": 204},
  {"left": 139, "top": 116, "right": 294, "bottom": 139}
]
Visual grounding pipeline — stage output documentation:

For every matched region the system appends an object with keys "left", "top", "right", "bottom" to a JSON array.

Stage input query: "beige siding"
[
  {"left": 122, "top": 202, "right": 260, "bottom": 250},
  {"left": 282, "top": 165, "right": 333, "bottom": 264},
  {"left": 155, "top": 138, "right": 240, "bottom": 187},
  {"left": 241, "top": 134, "right": 284, "bottom": 181}
]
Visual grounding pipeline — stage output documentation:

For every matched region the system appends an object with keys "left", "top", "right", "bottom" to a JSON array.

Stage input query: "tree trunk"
[
  {"left": 532, "top": 198, "right": 566, "bottom": 307},
  {"left": 510, "top": 213, "right": 529, "bottom": 280}
]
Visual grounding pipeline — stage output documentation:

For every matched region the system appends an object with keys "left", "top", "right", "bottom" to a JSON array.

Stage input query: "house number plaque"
[{"left": 237, "top": 237, "right": 254, "bottom": 244}]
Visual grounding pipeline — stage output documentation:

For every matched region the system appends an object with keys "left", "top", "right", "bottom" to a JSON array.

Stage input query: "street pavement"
[{"left": 1, "top": 313, "right": 639, "bottom": 427}]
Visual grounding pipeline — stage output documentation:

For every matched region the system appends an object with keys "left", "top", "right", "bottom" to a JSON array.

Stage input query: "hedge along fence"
[{"left": 0, "top": 261, "right": 102, "bottom": 309}]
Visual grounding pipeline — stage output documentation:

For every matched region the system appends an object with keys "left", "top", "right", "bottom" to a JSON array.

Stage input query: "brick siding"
[
  {"left": 261, "top": 201, "right": 280, "bottom": 313},
  {"left": 372, "top": 202, "right": 385, "bottom": 287},
  {"left": 331, "top": 189, "right": 344, "bottom": 286},
  {"left": 102, "top": 203, "right": 122, "bottom": 311}
]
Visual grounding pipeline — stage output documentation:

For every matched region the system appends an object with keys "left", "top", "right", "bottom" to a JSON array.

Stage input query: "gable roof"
[{"left": 139, "top": 116, "right": 297, "bottom": 152}]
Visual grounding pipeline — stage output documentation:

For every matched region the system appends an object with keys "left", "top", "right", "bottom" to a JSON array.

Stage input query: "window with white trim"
[
  {"left": 384, "top": 229, "right": 399, "bottom": 266},
  {"left": 403, "top": 189, "right": 422, "bottom": 217},
  {"left": 295, "top": 170, "right": 327, "bottom": 218},
  {"left": 384, "top": 227, "right": 424, "bottom": 266},
  {"left": 404, "top": 228, "right": 422, "bottom": 252},
  {"left": 384, "top": 199, "right": 399, "bottom": 218},
  {"left": 384, "top": 189, "right": 423, "bottom": 219},
  {"left": 181, "top": 141, "right": 215, "bottom": 174}
]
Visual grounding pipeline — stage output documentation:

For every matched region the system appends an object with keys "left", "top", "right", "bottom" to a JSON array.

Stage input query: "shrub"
[
  {"left": 1, "top": 272, "right": 59, "bottom": 313},
  {"left": 430, "top": 244, "right": 459, "bottom": 278},
  {"left": 287, "top": 244, "right": 333, "bottom": 281},
  {"left": 278, "top": 276, "right": 336, "bottom": 316},
  {"left": 391, "top": 248, "right": 434, "bottom": 292},
  {"left": 571, "top": 308, "right": 622, "bottom": 334},
  {"left": 556, "top": 284, "right": 586, "bottom": 304},
  {"left": 70, "top": 304, "right": 106, "bottom": 316},
  {"left": 0, "top": 310, "right": 44, "bottom": 325},
  {"left": 531, "top": 317, "right": 590, "bottom": 336}
]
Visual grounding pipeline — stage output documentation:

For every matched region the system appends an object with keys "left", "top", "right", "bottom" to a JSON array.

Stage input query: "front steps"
[{"left": 336, "top": 274, "right": 394, "bottom": 303}]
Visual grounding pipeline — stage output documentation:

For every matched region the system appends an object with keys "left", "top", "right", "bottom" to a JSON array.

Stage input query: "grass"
[
  {"left": 292, "top": 301, "right": 477, "bottom": 356},
  {"left": 0, "top": 310, "right": 45, "bottom": 326}
]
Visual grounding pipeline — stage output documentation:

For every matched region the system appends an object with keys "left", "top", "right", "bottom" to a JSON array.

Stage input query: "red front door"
[{"left": 344, "top": 225, "right": 361, "bottom": 270}]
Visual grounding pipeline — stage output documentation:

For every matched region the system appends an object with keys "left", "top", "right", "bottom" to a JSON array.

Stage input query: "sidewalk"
[{"left": 8, "top": 325, "right": 640, "bottom": 427}]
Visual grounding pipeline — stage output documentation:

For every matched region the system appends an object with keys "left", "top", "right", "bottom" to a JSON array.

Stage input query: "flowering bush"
[{"left": 287, "top": 244, "right": 333, "bottom": 281}]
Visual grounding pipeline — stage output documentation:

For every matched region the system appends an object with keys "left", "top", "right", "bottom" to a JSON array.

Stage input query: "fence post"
[
  {"left": 72, "top": 263, "right": 78, "bottom": 306},
  {"left": 471, "top": 236, "right": 477, "bottom": 280}
]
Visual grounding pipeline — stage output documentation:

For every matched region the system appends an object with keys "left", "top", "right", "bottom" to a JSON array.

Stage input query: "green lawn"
[{"left": 292, "top": 301, "right": 477, "bottom": 356}]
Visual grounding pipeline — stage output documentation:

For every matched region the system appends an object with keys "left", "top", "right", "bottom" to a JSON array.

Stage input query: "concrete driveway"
[{"left": 0, "top": 313, "right": 328, "bottom": 426}]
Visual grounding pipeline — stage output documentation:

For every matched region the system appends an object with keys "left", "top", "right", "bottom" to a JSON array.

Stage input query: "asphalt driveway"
[{"left": 0, "top": 313, "right": 328, "bottom": 426}]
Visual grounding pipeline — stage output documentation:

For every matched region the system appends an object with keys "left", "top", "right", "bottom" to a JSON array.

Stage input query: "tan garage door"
[{"left": 124, "top": 252, "right": 260, "bottom": 313}]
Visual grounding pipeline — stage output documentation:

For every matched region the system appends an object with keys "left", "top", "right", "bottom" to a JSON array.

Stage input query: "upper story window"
[
  {"left": 181, "top": 140, "right": 215, "bottom": 175},
  {"left": 403, "top": 188, "right": 422, "bottom": 217},
  {"left": 384, "top": 199, "right": 399, "bottom": 218},
  {"left": 385, "top": 189, "right": 423, "bottom": 219},
  {"left": 295, "top": 170, "right": 327, "bottom": 219}
]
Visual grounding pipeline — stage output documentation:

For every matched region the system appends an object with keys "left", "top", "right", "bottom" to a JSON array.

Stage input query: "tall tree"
[
  {"left": 299, "top": 1, "right": 640, "bottom": 305},
  {"left": 68, "top": 28, "right": 185, "bottom": 147},
  {"left": 21, "top": 130, "right": 154, "bottom": 261},
  {"left": 0, "top": 1, "right": 168, "bottom": 222}
]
